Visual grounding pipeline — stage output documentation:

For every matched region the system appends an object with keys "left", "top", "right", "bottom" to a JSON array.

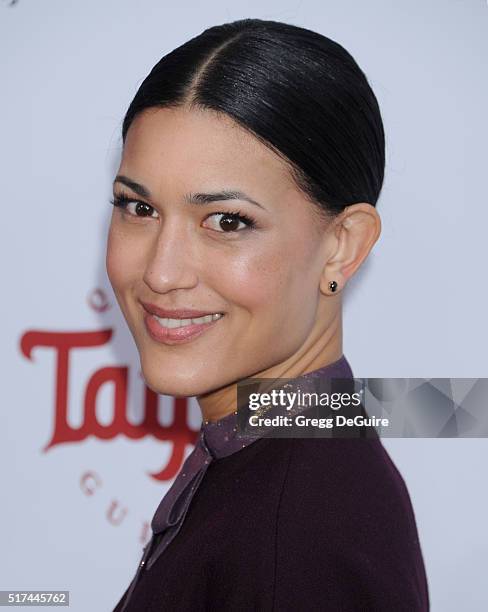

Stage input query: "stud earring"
[{"left": 328, "top": 280, "right": 338, "bottom": 293}]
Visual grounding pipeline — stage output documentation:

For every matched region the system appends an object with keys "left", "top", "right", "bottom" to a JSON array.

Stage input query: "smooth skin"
[{"left": 106, "top": 106, "right": 381, "bottom": 423}]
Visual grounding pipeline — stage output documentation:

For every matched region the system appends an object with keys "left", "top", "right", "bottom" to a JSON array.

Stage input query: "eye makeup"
[{"left": 110, "top": 192, "right": 258, "bottom": 232}]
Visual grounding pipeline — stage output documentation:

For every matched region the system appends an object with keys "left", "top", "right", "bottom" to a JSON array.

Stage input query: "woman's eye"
[
  {"left": 203, "top": 212, "right": 256, "bottom": 233},
  {"left": 126, "top": 201, "right": 159, "bottom": 218},
  {"left": 111, "top": 195, "right": 159, "bottom": 219}
]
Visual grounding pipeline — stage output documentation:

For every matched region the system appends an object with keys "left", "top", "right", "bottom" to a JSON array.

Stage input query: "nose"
[{"left": 143, "top": 218, "right": 199, "bottom": 294}]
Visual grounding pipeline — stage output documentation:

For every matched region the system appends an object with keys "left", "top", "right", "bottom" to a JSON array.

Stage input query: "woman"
[{"left": 108, "top": 18, "right": 429, "bottom": 611}]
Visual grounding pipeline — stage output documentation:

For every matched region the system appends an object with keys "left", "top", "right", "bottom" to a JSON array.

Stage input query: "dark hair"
[{"left": 121, "top": 18, "right": 385, "bottom": 218}]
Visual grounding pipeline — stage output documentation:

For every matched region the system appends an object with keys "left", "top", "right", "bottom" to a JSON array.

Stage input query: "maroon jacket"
[{"left": 113, "top": 357, "right": 429, "bottom": 611}]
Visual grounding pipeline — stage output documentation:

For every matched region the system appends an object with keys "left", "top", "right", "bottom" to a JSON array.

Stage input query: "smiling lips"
[{"left": 140, "top": 301, "right": 225, "bottom": 345}]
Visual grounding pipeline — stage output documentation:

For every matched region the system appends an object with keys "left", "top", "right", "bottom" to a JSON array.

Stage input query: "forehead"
[{"left": 119, "top": 106, "right": 297, "bottom": 198}]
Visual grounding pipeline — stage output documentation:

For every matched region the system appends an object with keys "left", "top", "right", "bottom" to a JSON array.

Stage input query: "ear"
[{"left": 319, "top": 203, "right": 382, "bottom": 295}]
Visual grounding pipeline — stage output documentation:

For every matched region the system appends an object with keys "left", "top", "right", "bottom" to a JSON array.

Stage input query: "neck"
[{"left": 197, "top": 309, "right": 343, "bottom": 423}]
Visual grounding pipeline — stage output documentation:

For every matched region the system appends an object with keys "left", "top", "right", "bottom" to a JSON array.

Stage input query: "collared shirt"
[
  {"left": 116, "top": 355, "right": 354, "bottom": 611},
  {"left": 114, "top": 352, "right": 429, "bottom": 611}
]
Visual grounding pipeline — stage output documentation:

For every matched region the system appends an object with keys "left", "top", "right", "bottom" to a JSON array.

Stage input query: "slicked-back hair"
[{"left": 121, "top": 18, "right": 385, "bottom": 218}]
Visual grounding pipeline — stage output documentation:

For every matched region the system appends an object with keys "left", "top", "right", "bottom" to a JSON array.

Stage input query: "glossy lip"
[
  {"left": 140, "top": 300, "right": 224, "bottom": 319},
  {"left": 143, "top": 311, "right": 225, "bottom": 345}
]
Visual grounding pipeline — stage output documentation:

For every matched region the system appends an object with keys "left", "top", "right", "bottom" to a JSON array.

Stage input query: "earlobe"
[{"left": 319, "top": 273, "right": 345, "bottom": 296}]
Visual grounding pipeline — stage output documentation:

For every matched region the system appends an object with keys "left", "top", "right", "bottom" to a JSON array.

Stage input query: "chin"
[
  {"left": 142, "top": 375, "right": 203, "bottom": 398},
  {"left": 139, "top": 359, "right": 209, "bottom": 398}
]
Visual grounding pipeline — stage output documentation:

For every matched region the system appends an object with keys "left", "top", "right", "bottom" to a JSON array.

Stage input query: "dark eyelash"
[
  {"left": 110, "top": 193, "right": 145, "bottom": 209},
  {"left": 109, "top": 193, "right": 257, "bottom": 230},
  {"left": 213, "top": 210, "right": 257, "bottom": 230}
]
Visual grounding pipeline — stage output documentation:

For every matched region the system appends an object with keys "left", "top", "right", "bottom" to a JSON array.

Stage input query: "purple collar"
[{"left": 202, "top": 354, "right": 354, "bottom": 458}]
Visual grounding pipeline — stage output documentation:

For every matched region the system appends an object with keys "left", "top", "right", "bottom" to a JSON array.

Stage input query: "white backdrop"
[{"left": 2, "top": 1, "right": 487, "bottom": 610}]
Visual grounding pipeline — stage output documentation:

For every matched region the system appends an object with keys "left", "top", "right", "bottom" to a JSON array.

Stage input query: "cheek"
[
  {"left": 106, "top": 225, "right": 127, "bottom": 292},
  {"left": 218, "top": 236, "right": 316, "bottom": 324},
  {"left": 106, "top": 221, "right": 146, "bottom": 293},
  {"left": 218, "top": 247, "right": 283, "bottom": 309}
]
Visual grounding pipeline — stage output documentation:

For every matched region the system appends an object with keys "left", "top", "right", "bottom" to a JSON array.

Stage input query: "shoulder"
[
  {"left": 271, "top": 437, "right": 430, "bottom": 609},
  {"left": 277, "top": 437, "right": 425, "bottom": 567},
  {"left": 280, "top": 436, "right": 415, "bottom": 526}
]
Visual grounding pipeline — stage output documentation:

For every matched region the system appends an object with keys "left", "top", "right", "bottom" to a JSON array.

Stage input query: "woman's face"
[{"left": 106, "top": 106, "right": 336, "bottom": 397}]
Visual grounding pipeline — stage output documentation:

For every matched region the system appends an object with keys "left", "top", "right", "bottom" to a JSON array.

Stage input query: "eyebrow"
[{"left": 113, "top": 175, "right": 266, "bottom": 210}]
